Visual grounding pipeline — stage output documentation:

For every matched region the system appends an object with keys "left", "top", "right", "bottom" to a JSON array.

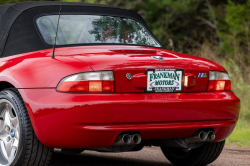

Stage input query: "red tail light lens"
[
  {"left": 208, "top": 80, "right": 231, "bottom": 91},
  {"left": 102, "top": 81, "right": 114, "bottom": 92},
  {"left": 57, "top": 71, "right": 114, "bottom": 93},
  {"left": 208, "top": 71, "right": 231, "bottom": 91}
]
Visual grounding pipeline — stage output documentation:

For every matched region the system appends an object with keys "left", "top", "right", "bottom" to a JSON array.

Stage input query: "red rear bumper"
[{"left": 18, "top": 89, "right": 240, "bottom": 148}]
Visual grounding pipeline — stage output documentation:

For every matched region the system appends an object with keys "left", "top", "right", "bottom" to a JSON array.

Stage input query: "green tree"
[{"left": 219, "top": 0, "right": 250, "bottom": 59}]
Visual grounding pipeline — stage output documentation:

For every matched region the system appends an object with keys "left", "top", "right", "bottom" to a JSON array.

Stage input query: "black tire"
[
  {"left": 161, "top": 140, "right": 225, "bottom": 166},
  {"left": 0, "top": 88, "right": 53, "bottom": 166}
]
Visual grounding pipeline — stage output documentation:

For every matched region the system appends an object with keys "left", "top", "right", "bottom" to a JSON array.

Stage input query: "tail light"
[
  {"left": 208, "top": 71, "right": 231, "bottom": 91},
  {"left": 57, "top": 71, "right": 114, "bottom": 93}
]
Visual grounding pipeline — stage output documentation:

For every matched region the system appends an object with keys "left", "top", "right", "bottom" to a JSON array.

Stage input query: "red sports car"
[{"left": 0, "top": 2, "right": 240, "bottom": 166}]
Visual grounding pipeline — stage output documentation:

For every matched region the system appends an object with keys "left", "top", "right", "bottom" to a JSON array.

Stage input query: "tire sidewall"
[
  {"left": 0, "top": 89, "right": 25, "bottom": 166},
  {"left": 161, "top": 140, "right": 225, "bottom": 166}
]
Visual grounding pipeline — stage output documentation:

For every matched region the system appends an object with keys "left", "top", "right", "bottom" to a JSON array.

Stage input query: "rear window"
[{"left": 36, "top": 15, "right": 161, "bottom": 47}]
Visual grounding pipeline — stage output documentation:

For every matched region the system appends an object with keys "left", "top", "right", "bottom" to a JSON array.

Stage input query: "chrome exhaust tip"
[
  {"left": 132, "top": 134, "right": 141, "bottom": 144},
  {"left": 122, "top": 134, "right": 132, "bottom": 144},
  {"left": 207, "top": 131, "right": 215, "bottom": 141},
  {"left": 185, "top": 131, "right": 208, "bottom": 143},
  {"left": 113, "top": 134, "right": 132, "bottom": 146},
  {"left": 199, "top": 131, "right": 208, "bottom": 141},
  {"left": 112, "top": 133, "right": 141, "bottom": 146}
]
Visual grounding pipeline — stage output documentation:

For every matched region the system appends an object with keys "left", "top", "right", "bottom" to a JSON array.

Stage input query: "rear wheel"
[
  {"left": 0, "top": 88, "right": 53, "bottom": 166},
  {"left": 161, "top": 140, "right": 225, "bottom": 166}
]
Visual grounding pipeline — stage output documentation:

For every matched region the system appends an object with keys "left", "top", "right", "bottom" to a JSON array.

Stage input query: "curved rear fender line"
[
  {"left": 0, "top": 50, "right": 94, "bottom": 89},
  {"left": 0, "top": 50, "right": 94, "bottom": 142},
  {"left": 0, "top": 82, "right": 48, "bottom": 142},
  {"left": 0, "top": 81, "right": 52, "bottom": 143},
  {"left": 0, "top": 78, "right": 22, "bottom": 89}
]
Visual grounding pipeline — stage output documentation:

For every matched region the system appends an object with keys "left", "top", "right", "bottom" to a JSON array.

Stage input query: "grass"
[{"left": 226, "top": 120, "right": 250, "bottom": 147}]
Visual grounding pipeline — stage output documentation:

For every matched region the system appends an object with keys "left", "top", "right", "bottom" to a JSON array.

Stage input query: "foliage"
[
  {"left": 218, "top": 0, "right": 250, "bottom": 64},
  {"left": 226, "top": 121, "right": 250, "bottom": 147},
  {"left": 89, "top": 16, "right": 160, "bottom": 46}
]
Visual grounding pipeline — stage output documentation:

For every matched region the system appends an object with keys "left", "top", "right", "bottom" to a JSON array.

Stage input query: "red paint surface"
[
  {"left": 0, "top": 46, "right": 219, "bottom": 90},
  {"left": 18, "top": 89, "right": 239, "bottom": 148},
  {"left": 132, "top": 73, "right": 147, "bottom": 88},
  {"left": 0, "top": 45, "right": 240, "bottom": 148}
]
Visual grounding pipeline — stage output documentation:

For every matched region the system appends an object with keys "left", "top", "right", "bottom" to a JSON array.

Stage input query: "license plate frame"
[{"left": 146, "top": 69, "right": 183, "bottom": 93}]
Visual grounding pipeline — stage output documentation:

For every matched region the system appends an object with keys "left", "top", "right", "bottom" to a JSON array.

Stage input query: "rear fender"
[{"left": 0, "top": 49, "right": 93, "bottom": 88}]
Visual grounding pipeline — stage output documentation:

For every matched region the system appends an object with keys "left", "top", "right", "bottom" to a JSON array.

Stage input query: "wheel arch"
[
  {"left": 0, "top": 81, "right": 16, "bottom": 91},
  {"left": 0, "top": 82, "right": 40, "bottom": 144}
]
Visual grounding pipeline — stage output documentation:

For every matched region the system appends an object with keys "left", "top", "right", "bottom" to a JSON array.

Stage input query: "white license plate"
[{"left": 146, "top": 69, "right": 183, "bottom": 93}]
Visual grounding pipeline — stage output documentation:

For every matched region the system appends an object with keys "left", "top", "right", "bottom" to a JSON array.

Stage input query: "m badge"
[{"left": 198, "top": 73, "right": 207, "bottom": 78}]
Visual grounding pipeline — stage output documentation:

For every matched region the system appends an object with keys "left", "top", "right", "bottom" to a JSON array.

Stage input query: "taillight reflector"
[
  {"left": 208, "top": 80, "right": 231, "bottom": 91},
  {"left": 102, "top": 81, "right": 114, "bottom": 92}
]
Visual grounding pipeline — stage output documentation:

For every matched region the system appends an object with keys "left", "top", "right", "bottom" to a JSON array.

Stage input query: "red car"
[{"left": 0, "top": 2, "right": 240, "bottom": 166}]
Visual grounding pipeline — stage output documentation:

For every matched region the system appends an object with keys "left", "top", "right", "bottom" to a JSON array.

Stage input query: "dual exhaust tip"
[
  {"left": 113, "top": 134, "right": 141, "bottom": 146},
  {"left": 185, "top": 131, "right": 215, "bottom": 144}
]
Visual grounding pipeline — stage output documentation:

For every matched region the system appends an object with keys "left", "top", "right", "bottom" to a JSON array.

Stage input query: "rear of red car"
[
  {"left": 28, "top": 13, "right": 240, "bottom": 152},
  {"left": 19, "top": 45, "right": 239, "bottom": 149}
]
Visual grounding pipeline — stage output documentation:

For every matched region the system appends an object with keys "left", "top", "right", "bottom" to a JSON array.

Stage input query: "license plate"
[{"left": 146, "top": 69, "right": 183, "bottom": 93}]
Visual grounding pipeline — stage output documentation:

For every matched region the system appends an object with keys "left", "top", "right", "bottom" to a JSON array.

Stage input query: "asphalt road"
[{"left": 50, "top": 146, "right": 250, "bottom": 166}]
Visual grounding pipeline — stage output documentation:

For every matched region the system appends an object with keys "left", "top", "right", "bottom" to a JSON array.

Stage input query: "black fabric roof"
[
  {"left": 0, "top": 2, "right": 155, "bottom": 57},
  {"left": 1, "top": 1, "right": 118, "bottom": 11}
]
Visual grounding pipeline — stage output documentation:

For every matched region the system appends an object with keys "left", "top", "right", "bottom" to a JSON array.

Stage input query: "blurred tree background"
[{"left": 1, "top": 0, "right": 250, "bottom": 146}]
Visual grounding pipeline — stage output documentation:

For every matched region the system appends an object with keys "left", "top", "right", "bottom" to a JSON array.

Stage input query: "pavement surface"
[{"left": 50, "top": 146, "right": 250, "bottom": 166}]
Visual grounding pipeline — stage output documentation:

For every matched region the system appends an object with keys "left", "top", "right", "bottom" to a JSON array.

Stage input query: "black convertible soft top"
[{"left": 0, "top": 1, "right": 152, "bottom": 57}]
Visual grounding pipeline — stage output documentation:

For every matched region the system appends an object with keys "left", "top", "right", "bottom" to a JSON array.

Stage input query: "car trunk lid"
[{"left": 56, "top": 46, "right": 222, "bottom": 93}]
